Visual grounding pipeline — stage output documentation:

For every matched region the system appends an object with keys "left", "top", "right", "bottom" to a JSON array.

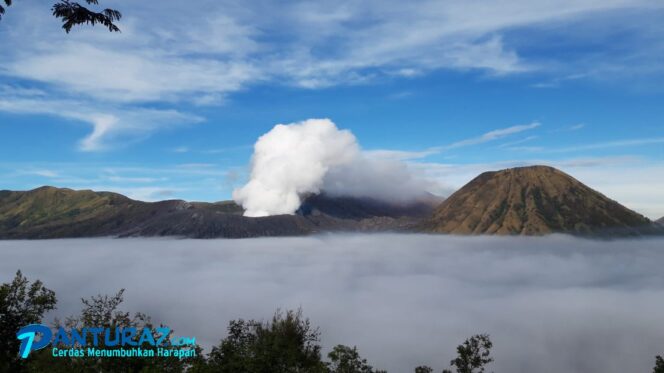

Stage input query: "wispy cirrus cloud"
[
  {"left": 498, "top": 135, "right": 539, "bottom": 149},
  {"left": 364, "top": 148, "right": 441, "bottom": 161},
  {"left": 0, "top": 161, "right": 236, "bottom": 201},
  {"left": 4, "top": 0, "right": 664, "bottom": 97},
  {"left": 0, "top": 93, "right": 202, "bottom": 151},
  {"left": 443, "top": 122, "right": 542, "bottom": 150},
  {"left": 548, "top": 123, "right": 586, "bottom": 133},
  {"left": 6, "top": 43, "right": 260, "bottom": 103},
  {"left": 367, "top": 122, "right": 543, "bottom": 161},
  {"left": 20, "top": 169, "right": 60, "bottom": 178},
  {"left": 501, "top": 136, "right": 664, "bottom": 154},
  {"left": 1, "top": 0, "right": 664, "bottom": 151},
  {"left": 549, "top": 137, "right": 664, "bottom": 153}
]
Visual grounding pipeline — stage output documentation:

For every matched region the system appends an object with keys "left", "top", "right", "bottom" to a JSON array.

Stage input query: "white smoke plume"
[{"left": 233, "top": 118, "right": 433, "bottom": 217}]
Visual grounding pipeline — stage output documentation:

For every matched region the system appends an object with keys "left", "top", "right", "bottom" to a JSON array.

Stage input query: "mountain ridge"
[
  {"left": 0, "top": 187, "right": 435, "bottom": 239},
  {"left": 1, "top": 166, "right": 661, "bottom": 238}
]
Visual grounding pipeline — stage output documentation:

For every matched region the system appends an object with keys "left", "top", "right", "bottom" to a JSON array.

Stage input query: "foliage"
[
  {"left": 201, "top": 308, "right": 327, "bottom": 373},
  {"left": 0, "top": 0, "right": 10, "bottom": 19},
  {"left": 0, "top": 0, "right": 121, "bottom": 33},
  {"left": 52, "top": 0, "right": 121, "bottom": 33},
  {"left": 654, "top": 355, "right": 664, "bottom": 373},
  {"left": 23, "top": 270, "right": 664, "bottom": 373},
  {"left": 442, "top": 334, "right": 493, "bottom": 373},
  {"left": 26, "top": 289, "right": 199, "bottom": 372},
  {"left": 0, "top": 270, "right": 57, "bottom": 372},
  {"left": 327, "top": 344, "right": 384, "bottom": 373}
]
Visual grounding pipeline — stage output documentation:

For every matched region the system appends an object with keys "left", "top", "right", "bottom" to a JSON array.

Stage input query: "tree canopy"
[
  {"left": 654, "top": 355, "right": 664, "bottom": 373},
  {"left": 327, "top": 344, "right": 385, "bottom": 373},
  {"left": 0, "top": 0, "right": 121, "bottom": 33},
  {"left": 0, "top": 270, "right": 56, "bottom": 372},
  {"left": 442, "top": 334, "right": 494, "bottom": 373},
  {"left": 202, "top": 309, "right": 328, "bottom": 373}
]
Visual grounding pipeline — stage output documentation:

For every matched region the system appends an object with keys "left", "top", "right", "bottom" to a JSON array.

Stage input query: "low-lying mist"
[{"left": 1, "top": 234, "right": 663, "bottom": 373}]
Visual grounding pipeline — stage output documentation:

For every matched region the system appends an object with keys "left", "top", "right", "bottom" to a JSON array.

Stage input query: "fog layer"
[{"left": 1, "top": 235, "right": 663, "bottom": 372}]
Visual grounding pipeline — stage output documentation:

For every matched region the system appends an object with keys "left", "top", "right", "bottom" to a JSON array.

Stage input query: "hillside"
[
  {"left": 422, "top": 166, "right": 653, "bottom": 235},
  {"left": 0, "top": 187, "right": 436, "bottom": 239},
  {"left": 1, "top": 166, "right": 660, "bottom": 239}
]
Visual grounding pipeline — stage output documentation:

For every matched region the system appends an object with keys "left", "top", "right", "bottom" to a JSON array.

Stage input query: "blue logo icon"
[
  {"left": 17, "top": 324, "right": 53, "bottom": 359},
  {"left": 15, "top": 324, "right": 196, "bottom": 359}
]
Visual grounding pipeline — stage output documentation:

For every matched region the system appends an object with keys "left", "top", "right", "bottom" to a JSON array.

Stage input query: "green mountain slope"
[{"left": 0, "top": 187, "right": 435, "bottom": 239}]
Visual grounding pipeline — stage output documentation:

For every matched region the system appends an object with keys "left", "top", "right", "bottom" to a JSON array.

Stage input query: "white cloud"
[
  {"left": 6, "top": 43, "right": 259, "bottom": 103},
  {"left": 443, "top": 122, "right": 541, "bottom": 150},
  {"left": 550, "top": 137, "right": 664, "bottom": 153},
  {"left": 22, "top": 169, "right": 59, "bottom": 178},
  {"left": 365, "top": 122, "right": 543, "bottom": 162},
  {"left": 501, "top": 136, "right": 664, "bottom": 154},
  {"left": 2, "top": 236, "right": 664, "bottom": 373},
  {"left": 498, "top": 135, "right": 539, "bottom": 148},
  {"left": 2, "top": 0, "right": 661, "bottom": 103},
  {"left": 0, "top": 96, "right": 202, "bottom": 151},
  {"left": 1, "top": 0, "right": 663, "bottom": 150},
  {"left": 233, "top": 119, "right": 436, "bottom": 216},
  {"left": 364, "top": 148, "right": 440, "bottom": 161},
  {"left": 0, "top": 161, "right": 238, "bottom": 202}
]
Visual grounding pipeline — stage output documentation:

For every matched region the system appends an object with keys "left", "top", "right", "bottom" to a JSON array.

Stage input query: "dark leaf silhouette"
[
  {"left": 52, "top": 0, "right": 121, "bottom": 33},
  {"left": 0, "top": 270, "right": 57, "bottom": 372},
  {"left": 0, "top": 0, "right": 121, "bottom": 33},
  {"left": 654, "top": 355, "right": 664, "bottom": 373},
  {"left": 443, "top": 334, "right": 493, "bottom": 373}
]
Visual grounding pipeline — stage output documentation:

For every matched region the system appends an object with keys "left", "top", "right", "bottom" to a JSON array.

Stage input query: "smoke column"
[
  {"left": 233, "top": 118, "right": 432, "bottom": 217},
  {"left": 233, "top": 119, "right": 359, "bottom": 217}
]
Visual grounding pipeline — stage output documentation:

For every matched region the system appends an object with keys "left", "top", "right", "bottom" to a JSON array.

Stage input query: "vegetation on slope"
[
  {"left": 0, "top": 187, "right": 434, "bottom": 238},
  {"left": 423, "top": 166, "right": 653, "bottom": 236}
]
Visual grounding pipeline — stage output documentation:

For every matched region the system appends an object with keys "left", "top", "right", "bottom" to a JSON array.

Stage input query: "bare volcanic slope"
[
  {"left": 0, "top": 187, "right": 438, "bottom": 239},
  {"left": 423, "top": 166, "right": 653, "bottom": 235}
]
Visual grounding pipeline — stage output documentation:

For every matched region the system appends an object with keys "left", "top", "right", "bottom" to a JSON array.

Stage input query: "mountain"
[
  {"left": 0, "top": 187, "right": 438, "bottom": 239},
  {"left": 422, "top": 165, "right": 654, "bottom": 236},
  {"left": 1, "top": 166, "right": 659, "bottom": 238},
  {"left": 657, "top": 217, "right": 664, "bottom": 226},
  {"left": 296, "top": 193, "right": 441, "bottom": 220}
]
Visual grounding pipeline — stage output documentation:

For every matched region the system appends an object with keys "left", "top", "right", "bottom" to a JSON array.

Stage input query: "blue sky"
[{"left": 0, "top": 0, "right": 663, "bottom": 217}]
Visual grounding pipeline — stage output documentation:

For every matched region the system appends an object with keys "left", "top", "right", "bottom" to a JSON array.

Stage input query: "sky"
[
  {"left": 0, "top": 0, "right": 663, "bottom": 217},
  {"left": 2, "top": 235, "right": 664, "bottom": 372}
]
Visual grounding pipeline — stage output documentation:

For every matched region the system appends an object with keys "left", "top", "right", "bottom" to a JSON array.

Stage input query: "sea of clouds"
[{"left": 1, "top": 234, "right": 663, "bottom": 372}]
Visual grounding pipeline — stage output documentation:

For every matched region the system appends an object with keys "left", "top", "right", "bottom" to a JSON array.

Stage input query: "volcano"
[
  {"left": 422, "top": 165, "right": 653, "bottom": 236},
  {"left": 0, "top": 187, "right": 438, "bottom": 239},
  {"left": 0, "top": 166, "right": 659, "bottom": 238}
]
